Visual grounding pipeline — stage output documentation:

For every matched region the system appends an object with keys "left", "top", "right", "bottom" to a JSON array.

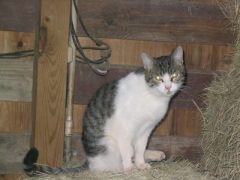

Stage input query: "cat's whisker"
[{"left": 178, "top": 86, "right": 194, "bottom": 96}]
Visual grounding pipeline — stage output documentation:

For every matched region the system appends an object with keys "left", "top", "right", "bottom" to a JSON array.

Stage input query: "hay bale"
[
  {"left": 200, "top": 0, "right": 240, "bottom": 179},
  {"left": 23, "top": 160, "right": 215, "bottom": 180}
]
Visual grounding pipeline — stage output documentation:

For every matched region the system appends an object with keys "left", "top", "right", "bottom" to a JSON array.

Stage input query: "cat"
[{"left": 23, "top": 46, "right": 186, "bottom": 175}]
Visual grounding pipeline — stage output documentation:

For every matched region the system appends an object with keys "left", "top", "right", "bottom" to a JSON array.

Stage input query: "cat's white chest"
[{"left": 114, "top": 72, "right": 170, "bottom": 124}]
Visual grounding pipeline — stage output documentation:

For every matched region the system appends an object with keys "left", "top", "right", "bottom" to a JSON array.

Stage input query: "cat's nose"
[{"left": 165, "top": 85, "right": 172, "bottom": 91}]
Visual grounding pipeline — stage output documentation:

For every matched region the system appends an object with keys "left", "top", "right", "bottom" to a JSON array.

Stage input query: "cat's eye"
[
  {"left": 172, "top": 73, "right": 178, "bottom": 79},
  {"left": 154, "top": 76, "right": 162, "bottom": 81}
]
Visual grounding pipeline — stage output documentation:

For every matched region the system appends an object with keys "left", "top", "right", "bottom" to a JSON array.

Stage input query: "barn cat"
[{"left": 23, "top": 46, "right": 185, "bottom": 175}]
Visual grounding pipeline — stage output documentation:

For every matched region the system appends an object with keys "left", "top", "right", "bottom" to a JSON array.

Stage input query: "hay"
[
  {"left": 23, "top": 160, "right": 215, "bottom": 180},
  {"left": 200, "top": 0, "right": 240, "bottom": 179}
]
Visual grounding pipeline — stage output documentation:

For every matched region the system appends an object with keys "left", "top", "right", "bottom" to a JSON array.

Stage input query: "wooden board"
[
  {"left": 0, "top": 174, "right": 26, "bottom": 180},
  {"left": 0, "top": 132, "right": 201, "bottom": 174},
  {"left": 31, "top": 0, "right": 70, "bottom": 167},
  {"left": 78, "top": 37, "right": 233, "bottom": 71},
  {"left": 76, "top": 0, "right": 233, "bottom": 45},
  {"left": 0, "top": 34, "right": 232, "bottom": 103},
  {"left": 74, "top": 64, "right": 216, "bottom": 110},
  {"left": 0, "top": 0, "right": 37, "bottom": 33},
  {"left": 71, "top": 133, "right": 202, "bottom": 163},
  {"left": 0, "top": 0, "right": 233, "bottom": 45},
  {"left": 148, "top": 135, "right": 202, "bottom": 163},
  {"left": 0, "top": 132, "right": 30, "bottom": 174},
  {"left": 0, "top": 102, "right": 31, "bottom": 132},
  {"left": 173, "top": 110, "right": 202, "bottom": 136},
  {"left": 0, "top": 31, "right": 35, "bottom": 52},
  {"left": 0, "top": 59, "right": 33, "bottom": 102}
]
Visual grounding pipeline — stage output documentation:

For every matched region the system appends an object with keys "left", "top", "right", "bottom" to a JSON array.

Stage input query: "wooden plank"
[
  {"left": 0, "top": 0, "right": 232, "bottom": 45},
  {"left": 77, "top": 0, "right": 233, "bottom": 45},
  {"left": 31, "top": 0, "right": 70, "bottom": 167},
  {"left": 0, "top": 37, "right": 232, "bottom": 103},
  {"left": 148, "top": 135, "right": 202, "bottom": 163},
  {"left": 0, "top": 132, "right": 201, "bottom": 174},
  {"left": 0, "top": 31, "right": 35, "bottom": 52},
  {"left": 78, "top": 37, "right": 233, "bottom": 71},
  {"left": 0, "top": 102, "right": 31, "bottom": 132},
  {"left": 0, "top": 0, "right": 37, "bottom": 32},
  {"left": 0, "top": 31, "right": 35, "bottom": 102},
  {"left": 73, "top": 104, "right": 86, "bottom": 133},
  {"left": 0, "top": 174, "right": 26, "bottom": 180},
  {"left": 0, "top": 132, "right": 30, "bottom": 174},
  {"left": 74, "top": 64, "right": 215, "bottom": 110},
  {"left": 0, "top": 59, "right": 33, "bottom": 102},
  {"left": 173, "top": 110, "right": 202, "bottom": 136},
  {"left": 153, "top": 110, "right": 175, "bottom": 136},
  {"left": 71, "top": 133, "right": 202, "bottom": 163}
]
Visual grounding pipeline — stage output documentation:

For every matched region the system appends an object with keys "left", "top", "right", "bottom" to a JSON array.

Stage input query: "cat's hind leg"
[
  {"left": 87, "top": 136, "right": 123, "bottom": 173},
  {"left": 144, "top": 150, "right": 166, "bottom": 163}
]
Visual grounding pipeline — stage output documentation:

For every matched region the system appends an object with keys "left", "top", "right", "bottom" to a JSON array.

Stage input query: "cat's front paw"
[
  {"left": 113, "top": 165, "right": 124, "bottom": 173},
  {"left": 135, "top": 162, "right": 151, "bottom": 170},
  {"left": 144, "top": 150, "right": 166, "bottom": 162},
  {"left": 124, "top": 165, "right": 138, "bottom": 173}
]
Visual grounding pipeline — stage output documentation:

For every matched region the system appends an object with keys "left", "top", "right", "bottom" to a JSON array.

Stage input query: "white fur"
[{"left": 87, "top": 72, "right": 180, "bottom": 173}]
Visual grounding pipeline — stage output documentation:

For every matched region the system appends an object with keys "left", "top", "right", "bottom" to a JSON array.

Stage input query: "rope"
[
  {"left": 0, "top": 50, "right": 34, "bottom": 58},
  {"left": 71, "top": 0, "right": 111, "bottom": 75}
]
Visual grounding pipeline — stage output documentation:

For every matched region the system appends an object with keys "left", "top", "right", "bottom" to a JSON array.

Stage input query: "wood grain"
[
  {"left": 0, "top": 132, "right": 30, "bottom": 174},
  {"left": 153, "top": 110, "right": 174, "bottom": 136},
  {"left": 0, "top": 31, "right": 35, "bottom": 53},
  {"left": 0, "top": 0, "right": 37, "bottom": 32},
  {"left": 0, "top": 102, "right": 31, "bottom": 132},
  {"left": 78, "top": 37, "right": 233, "bottom": 71},
  {"left": 0, "top": 0, "right": 232, "bottom": 45},
  {"left": 0, "top": 59, "right": 33, "bottom": 102},
  {"left": 0, "top": 174, "right": 26, "bottom": 180},
  {"left": 31, "top": 0, "right": 70, "bottom": 167},
  {"left": 0, "top": 36, "right": 232, "bottom": 103},
  {"left": 173, "top": 110, "right": 202, "bottom": 136},
  {"left": 73, "top": 104, "right": 86, "bottom": 133},
  {"left": 77, "top": 0, "right": 233, "bottom": 45}
]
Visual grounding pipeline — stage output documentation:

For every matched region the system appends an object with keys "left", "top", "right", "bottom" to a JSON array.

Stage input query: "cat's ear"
[
  {"left": 141, "top": 53, "right": 155, "bottom": 71},
  {"left": 172, "top": 46, "right": 183, "bottom": 66}
]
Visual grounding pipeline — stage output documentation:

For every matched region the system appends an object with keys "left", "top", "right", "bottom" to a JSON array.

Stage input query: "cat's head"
[{"left": 141, "top": 46, "right": 185, "bottom": 97}]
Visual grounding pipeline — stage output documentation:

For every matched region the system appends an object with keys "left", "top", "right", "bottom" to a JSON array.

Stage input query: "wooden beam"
[
  {"left": 31, "top": 0, "right": 70, "bottom": 167},
  {"left": 76, "top": 0, "right": 233, "bottom": 45},
  {"left": 0, "top": 0, "right": 233, "bottom": 45},
  {"left": 74, "top": 64, "right": 215, "bottom": 110}
]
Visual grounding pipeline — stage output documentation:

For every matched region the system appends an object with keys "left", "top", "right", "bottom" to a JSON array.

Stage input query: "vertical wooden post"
[{"left": 31, "top": 0, "right": 71, "bottom": 167}]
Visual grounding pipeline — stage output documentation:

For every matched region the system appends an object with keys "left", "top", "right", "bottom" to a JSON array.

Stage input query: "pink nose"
[{"left": 165, "top": 85, "right": 172, "bottom": 91}]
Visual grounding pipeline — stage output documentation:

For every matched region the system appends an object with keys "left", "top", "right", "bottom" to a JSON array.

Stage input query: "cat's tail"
[{"left": 23, "top": 147, "right": 88, "bottom": 176}]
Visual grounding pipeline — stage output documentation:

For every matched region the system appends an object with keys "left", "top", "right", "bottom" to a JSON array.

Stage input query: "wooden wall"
[
  {"left": 0, "top": 32, "right": 232, "bottom": 134},
  {"left": 0, "top": 0, "right": 233, "bottom": 178}
]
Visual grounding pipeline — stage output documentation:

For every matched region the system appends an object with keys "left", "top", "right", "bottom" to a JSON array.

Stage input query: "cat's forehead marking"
[{"left": 162, "top": 73, "right": 171, "bottom": 81}]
